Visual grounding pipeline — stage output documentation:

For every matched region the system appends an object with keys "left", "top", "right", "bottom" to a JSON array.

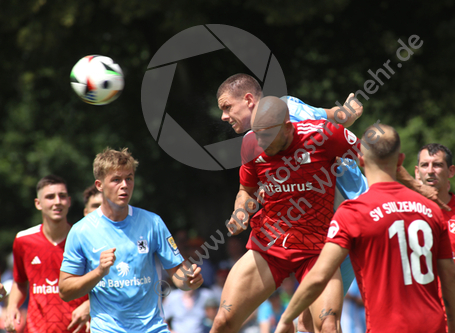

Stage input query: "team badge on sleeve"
[
  {"left": 137, "top": 239, "right": 149, "bottom": 254},
  {"left": 327, "top": 221, "right": 340, "bottom": 238},
  {"left": 167, "top": 236, "right": 180, "bottom": 256},
  {"left": 344, "top": 128, "right": 357, "bottom": 145},
  {"left": 449, "top": 220, "right": 455, "bottom": 234}
]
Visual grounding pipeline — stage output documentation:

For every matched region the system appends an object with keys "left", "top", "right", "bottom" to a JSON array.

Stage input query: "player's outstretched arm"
[
  {"left": 5, "top": 281, "right": 27, "bottom": 333},
  {"left": 167, "top": 262, "right": 203, "bottom": 291},
  {"left": 227, "top": 184, "right": 258, "bottom": 235},
  {"left": 397, "top": 165, "right": 451, "bottom": 211},
  {"left": 59, "top": 248, "right": 116, "bottom": 302},
  {"left": 67, "top": 299, "right": 90, "bottom": 333},
  {"left": 438, "top": 258, "right": 455, "bottom": 333},
  {"left": 325, "top": 93, "right": 363, "bottom": 128},
  {"left": 275, "top": 243, "right": 348, "bottom": 333}
]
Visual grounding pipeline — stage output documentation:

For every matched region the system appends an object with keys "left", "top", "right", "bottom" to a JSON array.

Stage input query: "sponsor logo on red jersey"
[
  {"left": 31, "top": 256, "right": 41, "bottom": 265},
  {"left": 32, "top": 278, "right": 59, "bottom": 295}
]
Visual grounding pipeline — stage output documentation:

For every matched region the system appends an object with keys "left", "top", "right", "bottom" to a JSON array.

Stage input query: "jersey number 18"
[{"left": 389, "top": 219, "right": 434, "bottom": 285}]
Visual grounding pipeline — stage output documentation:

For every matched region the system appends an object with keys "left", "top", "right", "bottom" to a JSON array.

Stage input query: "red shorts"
[{"left": 247, "top": 232, "right": 319, "bottom": 287}]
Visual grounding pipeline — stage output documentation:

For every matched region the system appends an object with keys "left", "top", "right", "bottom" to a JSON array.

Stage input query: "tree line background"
[{"left": 1, "top": 0, "right": 454, "bottom": 263}]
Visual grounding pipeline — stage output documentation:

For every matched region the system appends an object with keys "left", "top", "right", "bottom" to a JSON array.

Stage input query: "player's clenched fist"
[
  {"left": 184, "top": 263, "right": 204, "bottom": 290},
  {"left": 97, "top": 248, "right": 116, "bottom": 277},
  {"left": 227, "top": 210, "right": 249, "bottom": 235}
]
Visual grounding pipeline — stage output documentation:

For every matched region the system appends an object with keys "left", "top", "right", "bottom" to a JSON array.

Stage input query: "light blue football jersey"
[
  {"left": 61, "top": 206, "right": 184, "bottom": 333},
  {"left": 282, "top": 95, "right": 368, "bottom": 204}
]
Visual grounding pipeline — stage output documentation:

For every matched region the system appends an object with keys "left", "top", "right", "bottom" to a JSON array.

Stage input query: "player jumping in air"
[
  {"left": 217, "top": 73, "right": 366, "bottom": 333},
  {"left": 211, "top": 96, "right": 362, "bottom": 333}
]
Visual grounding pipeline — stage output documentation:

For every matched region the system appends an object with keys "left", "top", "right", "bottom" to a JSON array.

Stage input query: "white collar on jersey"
[{"left": 96, "top": 205, "right": 133, "bottom": 217}]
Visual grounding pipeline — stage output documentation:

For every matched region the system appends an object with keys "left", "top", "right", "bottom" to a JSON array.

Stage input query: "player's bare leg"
[
  {"left": 297, "top": 309, "right": 314, "bottom": 332},
  {"left": 210, "top": 250, "right": 276, "bottom": 333},
  {"left": 308, "top": 267, "right": 343, "bottom": 333}
]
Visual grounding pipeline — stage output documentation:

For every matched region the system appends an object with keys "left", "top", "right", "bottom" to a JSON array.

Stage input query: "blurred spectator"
[
  {"left": 218, "top": 237, "right": 246, "bottom": 270},
  {"left": 257, "top": 290, "right": 288, "bottom": 333},
  {"left": 202, "top": 297, "right": 219, "bottom": 333},
  {"left": 0, "top": 253, "right": 26, "bottom": 333},
  {"left": 186, "top": 237, "right": 216, "bottom": 287},
  {"left": 279, "top": 274, "right": 297, "bottom": 306},
  {"left": 82, "top": 184, "right": 102, "bottom": 216},
  {"left": 173, "top": 229, "right": 189, "bottom": 251},
  {"left": 341, "top": 279, "right": 366, "bottom": 333},
  {"left": 163, "top": 288, "right": 216, "bottom": 333},
  {"left": 172, "top": 231, "right": 216, "bottom": 288},
  {"left": 0, "top": 254, "right": 12, "bottom": 283},
  {"left": 0, "top": 280, "right": 23, "bottom": 333}
]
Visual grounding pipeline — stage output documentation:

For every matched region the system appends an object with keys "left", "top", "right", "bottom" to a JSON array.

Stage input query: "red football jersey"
[
  {"left": 327, "top": 182, "right": 452, "bottom": 333},
  {"left": 13, "top": 224, "right": 88, "bottom": 333},
  {"left": 442, "top": 193, "right": 455, "bottom": 258},
  {"left": 240, "top": 120, "right": 360, "bottom": 253}
]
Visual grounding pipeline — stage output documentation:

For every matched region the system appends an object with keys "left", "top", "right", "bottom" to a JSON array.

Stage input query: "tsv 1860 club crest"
[{"left": 137, "top": 239, "right": 149, "bottom": 253}]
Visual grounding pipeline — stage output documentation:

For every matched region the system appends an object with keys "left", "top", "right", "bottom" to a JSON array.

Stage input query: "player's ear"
[
  {"left": 284, "top": 121, "right": 293, "bottom": 132},
  {"left": 34, "top": 198, "right": 42, "bottom": 211},
  {"left": 244, "top": 93, "right": 255, "bottom": 109},
  {"left": 357, "top": 152, "right": 365, "bottom": 167},
  {"left": 448, "top": 164, "right": 455, "bottom": 179},
  {"left": 95, "top": 179, "right": 103, "bottom": 192}
]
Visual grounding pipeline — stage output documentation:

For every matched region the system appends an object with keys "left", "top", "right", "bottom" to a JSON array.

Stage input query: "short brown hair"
[
  {"left": 216, "top": 73, "right": 263, "bottom": 100},
  {"left": 362, "top": 124, "right": 400, "bottom": 160},
  {"left": 417, "top": 143, "right": 453, "bottom": 167},
  {"left": 36, "top": 175, "right": 67, "bottom": 195},
  {"left": 93, "top": 147, "right": 139, "bottom": 180},
  {"left": 83, "top": 184, "right": 101, "bottom": 205}
]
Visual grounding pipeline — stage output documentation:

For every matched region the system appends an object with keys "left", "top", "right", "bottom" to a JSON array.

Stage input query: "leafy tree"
[{"left": 0, "top": 0, "right": 454, "bottom": 257}]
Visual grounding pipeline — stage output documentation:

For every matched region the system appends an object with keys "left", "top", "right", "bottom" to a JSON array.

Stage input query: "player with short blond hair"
[
  {"left": 93, "top": 147, "right": 139, "bottom": 181},
  {"left": 60, "top": 147, "right": 203, "bottom": 333}
]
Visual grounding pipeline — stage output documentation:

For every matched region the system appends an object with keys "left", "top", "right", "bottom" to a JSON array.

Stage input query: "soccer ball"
[{"left": 70, "top": 55, "right": 124, "bottom": 105}]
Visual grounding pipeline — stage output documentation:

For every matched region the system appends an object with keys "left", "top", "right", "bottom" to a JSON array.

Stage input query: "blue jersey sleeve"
[
  {"left": 154, "top": 216, "right": 184, "bottom": 270},
  {"left": 335, "top": 158, "right": 368, "bottom": 200},
  {"left": 281, "top": 96, "right": 327, "bottom": 122},
  {"left": 61, "top": 225, "right": 87, "bottom": 276}
]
